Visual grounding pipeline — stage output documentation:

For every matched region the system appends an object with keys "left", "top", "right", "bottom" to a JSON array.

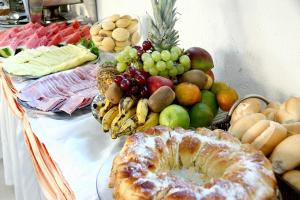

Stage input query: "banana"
[
  {"left": 116, "top": 118, "right": 137, "bottom": 137},
  {"left": 98, "top": 99, "right": 114, "bottom": 119},
  {"left": 119, "top": 97, "right": 136, "bottom": 114},
  {"left": 95, "top": 98, "right": 106, "bottom": 112},
  {"left": 136, "top": 99, "right": 149, "bottom": 124},
  {"left": 111, "top": 108, "right": 136, "bottom": 138},
  {"left": 136, "top": 112, "right": 159, "bottom": 132},
  {"left": 102, "top": 106, "right": 119, "bottom": 132}
]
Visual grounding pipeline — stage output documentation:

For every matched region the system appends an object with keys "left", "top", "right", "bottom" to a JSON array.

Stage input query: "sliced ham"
[{"left": 17, "top": 64, "right": 97, "bottom": 114}]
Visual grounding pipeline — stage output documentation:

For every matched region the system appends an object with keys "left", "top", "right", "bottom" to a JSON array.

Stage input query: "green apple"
[{"left": 159, "top": 104, "right": 190, "bottom": 129}]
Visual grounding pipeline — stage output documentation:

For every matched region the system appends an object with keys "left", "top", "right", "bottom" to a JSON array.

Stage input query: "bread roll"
[
  {"left": 283, "top": 170, "right": 300, "bottom": 191},
  {"left": 229, "top": 113, "right": 266, "bottom": 139},
  {"left": 266, "top": 101, "right": 281, "bottom": 110},
  {"left": 230, "top": 98, "right": 262, "bottom": 125},
  {"left": 275, "top": 109, "right": 298, "bottom": 124},
  {"left": 250, "top": 121, "right": 287, "bottom": 155},
  {"left": 270, "top": 134, "right": 300, "bottom": 174},
  {"left": 261, "top": 108, "right": 277, "bottom": 120},
  {"left": 275, "top": 97, "right": 300, "bottom": 123},
  {"left": 242, "top": 120, "right": 270, "bottom": 144},
  {"left": 285, "top": 97, "right": 300, "bottom": 120},
  {"left": 282, "top": 122, "right": 300, "bottom": 136}
]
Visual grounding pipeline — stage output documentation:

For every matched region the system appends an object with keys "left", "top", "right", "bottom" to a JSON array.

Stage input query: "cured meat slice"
[{"left": 17, "top": 63, "right": 97, "bottom": 114}]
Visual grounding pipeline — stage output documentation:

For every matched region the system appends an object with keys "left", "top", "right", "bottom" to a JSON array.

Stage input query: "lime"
[
  {"left": 189, "top": 103, "right": 214, "bottom": 128},
  {"left": 201, "top": 90, "right": 219, "bottom": 116}
]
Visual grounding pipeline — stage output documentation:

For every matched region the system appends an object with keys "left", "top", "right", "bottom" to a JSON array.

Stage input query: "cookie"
[
  {"left": 120, "top": 15, "right": 132, "bottom": 20},
  {"left": 92, "top": 35, "right": 104, "bottom": 42},
  {"left": 127, "top": 20, "right": 138, "bottom": 34},
  {"left": 116, "top": 19, "right": 131, "bottom": 28},
  {"left": 101, "top": 37, "right": 115, "bottom": 52},
  {"left": 112, "top": 28, "right": 130, "bottom": 42},
  {"left": 106, "top": 14, "right": 120, "bottom": 22},
  {"left": 99, "top": 30, "right": 112, "bottom": 37},
  {"left": 115, "top": 40, "right": 131, "bottom": 47},
  {"left": 90, "top": 25, "right": 101, "bottom": 36},
  {"left": 102, "top": 21, "right": 116, "bottom": 31}
]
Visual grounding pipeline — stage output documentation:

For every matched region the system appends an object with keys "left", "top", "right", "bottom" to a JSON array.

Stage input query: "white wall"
[{"left": 97, "top": 0, "right": 300, "bottom": 102}]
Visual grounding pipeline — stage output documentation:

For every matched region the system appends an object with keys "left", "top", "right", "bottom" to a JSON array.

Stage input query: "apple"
[
  {"left": 159, "top": 104, "right": 190, "bottom": 129},
  {"left": 185, "top": 47, "right": 214, "bottom": 72},
  {"left": 147, "top": 76, "right": 174, "bottom": 94}
]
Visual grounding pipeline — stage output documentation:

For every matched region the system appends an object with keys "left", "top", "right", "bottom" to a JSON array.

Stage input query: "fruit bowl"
[{"left": 91, "top": 93, "right": 105, "bottom": 123}]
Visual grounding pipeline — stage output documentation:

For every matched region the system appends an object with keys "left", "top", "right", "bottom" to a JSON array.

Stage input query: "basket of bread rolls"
[
  {"left": 213, "top": 95, "right": 300, "bottom": 199},
  {"left": 90, "top": 14, "right": 141, "bottom": 53}
]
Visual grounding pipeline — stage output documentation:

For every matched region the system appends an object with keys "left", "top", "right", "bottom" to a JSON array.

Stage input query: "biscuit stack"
[{"left": 90, "top": 14, "right": 140, "bottom": 52}]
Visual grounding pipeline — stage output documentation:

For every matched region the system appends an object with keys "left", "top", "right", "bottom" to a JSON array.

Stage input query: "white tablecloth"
[
  {"left": 1, "top": 77, "right": 122, "bottom": 199},
  {"left": 0, "top": 81, "right": 46, "bottom": 200}
]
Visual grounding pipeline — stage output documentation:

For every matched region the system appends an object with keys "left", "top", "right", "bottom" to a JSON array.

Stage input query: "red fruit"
[
  {"left": 61, "top": 26, "right": 75, "bottom": 37},
  {"left": 135, "top": 74, "right": 146, "bottom": 86},
  {"left": 130, "top": 85, "right": 139, "bottom": 94},
  {"left": 71, "top": 20, "right": 81, "bottom": 29},
  {"left": 114, "top": 75, "right": 123, "bottom": 85},
  {"left": 47, "top": 33, "right": 63, "bottom": 46},
  {"left": 206, "top": 70, "right": 215, "bottom": 81},
  {"left": 128, "top": 66, "right": 137, "bottom": 77},
  {"left": 64, "top": 32, "right": 81, "bottom": 44},
  {"left": 133, "top": 45, "right": 144, "bottom": 57},
  {"left": 140, "top": 70, "right": 150, "bottom": 79},
  {"left": 120, "top": 79, "right": 131, "bottom": 91},
  {"left": 185, "top": 47, "right": 214, "bottom": 72},
  {"left": 147, "top": 76, "right": 174, "bottom": 94},
  {"left": 142, "top": 40, "right": 152, "bottom": 51},
  {"left": 141, "top": 86, "right": 150, "bottom": 97},
  {"left": 123, "top": 73, "right": 130, "bottom": 79}
]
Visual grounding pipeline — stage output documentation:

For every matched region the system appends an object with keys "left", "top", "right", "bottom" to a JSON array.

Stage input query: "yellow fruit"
[
  {"left": 175, "top": 82, "right": 201, "bottom": 106},
  {"left": 211, "top": 82, "right": 229, "bottom": 95},
  {"left": 217, "top": 88, "right": 238, "bottom": 111},
  {"left": 203, "top": 74, "right": 213, "bottom": 90}
]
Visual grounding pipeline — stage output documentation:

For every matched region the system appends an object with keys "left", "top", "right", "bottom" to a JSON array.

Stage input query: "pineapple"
[{"left": 148, "top": 0, "right": 179, "bottom": 51}]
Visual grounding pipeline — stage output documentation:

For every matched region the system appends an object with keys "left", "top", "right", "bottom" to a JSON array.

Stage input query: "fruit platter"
[{"left": 91, "top": 9, "right": 238, "bottom": 139}]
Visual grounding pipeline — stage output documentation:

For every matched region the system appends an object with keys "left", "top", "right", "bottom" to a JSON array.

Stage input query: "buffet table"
[{"left": 0, "top": 67, "right": 117, "bottom": 200}]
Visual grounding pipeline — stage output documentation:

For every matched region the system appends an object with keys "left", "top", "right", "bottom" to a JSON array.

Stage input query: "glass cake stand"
[{"left": 96, "top": 137, "right": 125, "bottom": 200}]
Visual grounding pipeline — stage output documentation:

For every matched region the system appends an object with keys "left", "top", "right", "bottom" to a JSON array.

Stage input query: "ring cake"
[{"left": 109, "top": 126, "right": 277, "bottom": 200}]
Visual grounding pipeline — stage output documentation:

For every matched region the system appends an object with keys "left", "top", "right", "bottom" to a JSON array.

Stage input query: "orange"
[
  {"left": 217, "top": 88, "right": 238, "bottom": 111},
  {"left": 175, "top": 82, "right": 201, "bottom": 106}
]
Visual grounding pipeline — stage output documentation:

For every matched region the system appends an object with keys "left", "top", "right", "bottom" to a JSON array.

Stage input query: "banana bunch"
[{"left": 96, "top": 97, "right": 159, "bottom": 139}]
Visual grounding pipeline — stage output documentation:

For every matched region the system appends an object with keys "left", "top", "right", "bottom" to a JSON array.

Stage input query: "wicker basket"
[{"left": 211, "top": 94, "right": 300, "bottom": 200}]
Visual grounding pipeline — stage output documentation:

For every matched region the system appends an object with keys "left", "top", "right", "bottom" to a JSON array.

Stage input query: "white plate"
[{"left": 96, "top": 137, "right": 126, "bottom": 200}]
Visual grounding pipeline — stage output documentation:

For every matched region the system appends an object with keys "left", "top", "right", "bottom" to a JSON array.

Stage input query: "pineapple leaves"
[{"left": 149, "top": 0, "right": 179, "bottom": 50}]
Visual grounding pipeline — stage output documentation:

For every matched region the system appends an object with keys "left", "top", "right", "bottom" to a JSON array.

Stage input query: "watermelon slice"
[
  {"left": 36, "top": 26, "right": 47, "bottom": 37},
  {"left": 39, "top": 36, "right": 48, "bottom": 46},
  {"left": 71, "top": 20, "right": 80, "bottom": 29},
  {"left": 64, "top": 32, "right": 81, "bottom": 44},
  {"left": 47, "top": 33, "right": 63, "bottom": 46},
  {"left": 23, "top": 33, "right": 41, "bottom": 49},
  {"left": 80, "top": 25, "right": 90, "bottom": 39},
  {"left": 47, "top": 26, "right": 60, "bottom": 37},
  {"left": 60, "top": 27, "right": 75, "bottom": 37}
]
